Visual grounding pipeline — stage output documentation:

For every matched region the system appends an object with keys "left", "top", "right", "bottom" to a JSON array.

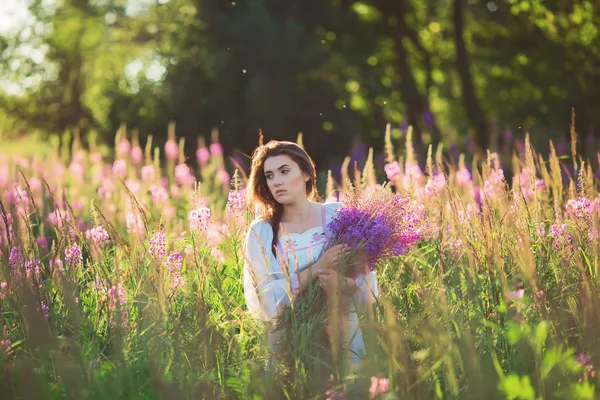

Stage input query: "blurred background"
[{"left": 0, "top": 0, "right": 599, "bottom": 173}]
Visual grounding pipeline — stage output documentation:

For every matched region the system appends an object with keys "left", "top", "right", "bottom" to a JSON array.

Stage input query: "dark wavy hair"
[{"left": 246, "top": 140, "right": 318, "bottom": 256}]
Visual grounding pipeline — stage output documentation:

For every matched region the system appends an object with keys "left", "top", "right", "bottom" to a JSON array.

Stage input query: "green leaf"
[
  {"left": 498, "top": 374, "right": 536, "bottom": 400},
  {"left": 533, "top": 321, "right": 549, "bottom": 356}
]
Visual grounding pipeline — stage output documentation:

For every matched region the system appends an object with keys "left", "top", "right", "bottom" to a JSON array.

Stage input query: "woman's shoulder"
[
  {"left": 246, "top": 218, "right": 273, "bottom": 240},
  {"left": 322, "top": 201, "right": 343, "bottom": 215}
]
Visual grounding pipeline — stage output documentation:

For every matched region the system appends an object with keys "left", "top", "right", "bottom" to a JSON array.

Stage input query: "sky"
[{"left": 0, "top": 0, "right": 34, "bottom": 36}]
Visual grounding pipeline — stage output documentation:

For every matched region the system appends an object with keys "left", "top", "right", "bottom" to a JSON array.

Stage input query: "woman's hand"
[
  {"left": 318, "top": 269, "right": 357, "bottom": 307},
  {"left": 317, "top": 244, "right": 351, "bottom": 271},
  {"left": 317, "top": 269, "right": 341, "bottom": 298}
]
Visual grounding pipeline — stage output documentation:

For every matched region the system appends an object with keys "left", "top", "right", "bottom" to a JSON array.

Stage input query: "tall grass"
[{"left": 0, "top": 125, "right": 598, "bottom": 399}]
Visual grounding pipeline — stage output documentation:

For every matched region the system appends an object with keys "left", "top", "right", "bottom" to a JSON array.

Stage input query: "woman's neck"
[{"left": 280, "top": 199, "right": 312, "bottom": 223}]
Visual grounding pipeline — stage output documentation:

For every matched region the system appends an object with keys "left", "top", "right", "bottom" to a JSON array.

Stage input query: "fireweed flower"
[
  {"left": 189, "top": 207, "right": 211, "bottom": 233},
  {"left": 65, "top": 243, "right": 83, "bottom": 267},
  {"left": 369, "top": 377, "right": 390, "bottom": 398},
  {"left": 165, "top": 139, "right": 179, "bottom": 161},
  {"left": 36, "top": 236, "right": 49, "bottom": 252},
  {"left": 175, "top": 163, "right": 194, "bottom": 186},
  {"left": 216, "top": 169, "right": 230, "bottom": 186},
  {"left": 402, "top": 162, "right": 425, "bottom": 189},
  {"left": 327, "top": 185, "right": 428, "bottom": 276},
  {"left": 456, "top": 166, "right": 472, "bottom": 187},
  {"left": 550, "top": 223, "right": 572, "bottom": 249},
  {"left": 535, "top": 223, "right": 546, "bottom": 237},
  {"left": 512, "top": 168, "right": 545, "bottom": 201},
  {"left": 149, "top": 231, "right": 167, "bottom": 260},
  {"left": 86, "top": 226, "right": 110, "bottom": 247},
  {"left": 125, "top": 207, "right": 145, "bottom": 235},
  {"left": 131, "top": 146, "right": 143, "bottom": 164},
  {"left": 38, "top": 301, "right": 49, "bottom": 318},
  {"left": 577, "top": 353, "right": 597, "bottom": 378},
  {"left": 47, "top": 208, "right": 72, "bottom": 230},
  {"left": 118, "top": 139, "right": 131, "bottom": 156},
  {"left": 9, "top": 247, "right": 24, "bottom": 269},
  {"left": 196, "top": 147, "right": 210, "bottom": 166},
  {"left": 384, "top": 161, "right": 401, "bottom": 182},
  {"left": 425, "top": 174, "right": 446, "bottom": 197},
  {"left": 112, "top": 159, "right": 127, "bottom": 179},
  {"left": 25, "top": 260, "right": 41, "bottom": 280},
  {"left": 49, "top": 259, "right": 64, "bottom": 273},
  {"left": 69, "top": 162, "right": 85, "bottom": 182},
  {"left": 107, "top": 283, "right": 128, "bottom": 328},
  {"left": 166, "top": 252, "right": 185, "bottom": 290},
  {"left": 483, "top": 168, "right": 505, "bottom": 200},
  {"left": 141, "top": 165, "right": 156, "bottom": 182},
  {"left": 566, "top": 197, "right": 593, "bottom": 221},
  {"left": 226, "top": 190, "right": 245, "bottom": 216},
  {"left": 209, "top": 142, "right": 223, "bottom": 156},
  {"left": 0, "top": 282, "right": 8, "bottom": 299},
  {"left": 149, "top": 184, "right": 169, "bottom": 206}
]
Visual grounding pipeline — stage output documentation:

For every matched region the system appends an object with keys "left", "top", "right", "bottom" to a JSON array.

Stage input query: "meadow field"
[{"left": 0, "top": 127, "right": 599, "bottom": 400}]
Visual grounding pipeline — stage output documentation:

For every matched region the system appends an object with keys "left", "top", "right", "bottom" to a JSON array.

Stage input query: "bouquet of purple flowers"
[{"left": 327, "top": 184, "right": 428, "bottom": 278}]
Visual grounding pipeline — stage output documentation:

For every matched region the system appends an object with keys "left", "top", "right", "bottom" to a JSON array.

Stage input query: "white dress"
[{"left": 243, "top": 202, "right": 379, "bottom": 365}]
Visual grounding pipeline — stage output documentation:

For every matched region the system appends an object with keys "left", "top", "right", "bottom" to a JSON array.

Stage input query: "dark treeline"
[{"left": 1, "top": 0, "right": 599, "bottom": 169}]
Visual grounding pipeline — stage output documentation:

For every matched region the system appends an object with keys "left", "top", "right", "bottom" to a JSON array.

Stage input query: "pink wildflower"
[
  {"left": 209, "top": 142, "right": 223, "bottom": 156},
  {"left": 112, "top": 159, "right": 127, "bottom": 179},
  {"left": 369, "top": 377, "right": 390, "bottom": 398},
  {"left": 196, "top": 147, "right": 210, "bottom": 166},
  {"left": 130, "top": 146, "right": 143, "bottom": 164},
  {"left": 165, "top": 139, "right": 178, "bottom": 161},
  {"left": 189, "top": 207, "right": 211, "bottom": 232}
]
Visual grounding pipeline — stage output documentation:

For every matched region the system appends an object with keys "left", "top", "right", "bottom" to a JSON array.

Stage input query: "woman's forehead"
[{"left": 264, "top": 154, "right": 298, "bottom": 172}]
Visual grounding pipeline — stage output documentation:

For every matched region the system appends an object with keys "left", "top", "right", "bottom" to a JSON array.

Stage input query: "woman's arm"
[{"left": 296, "top": 243, "right": 350, "bottom": 294}]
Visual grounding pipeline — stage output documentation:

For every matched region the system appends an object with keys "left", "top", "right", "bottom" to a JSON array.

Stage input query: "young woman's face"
[{"left": 263, "top": 154, "right": 309, "bottom": 205}]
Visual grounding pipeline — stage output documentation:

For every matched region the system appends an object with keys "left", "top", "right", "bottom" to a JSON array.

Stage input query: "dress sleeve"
[
  {"left": 323, "top": 201, "right": 343, "bottom": 238},
  {"left": 353, "top": 270, "right": 379, "bottom": 310},
  {"left": 243, "top": 220, "right": 300, "bottom": 322}
]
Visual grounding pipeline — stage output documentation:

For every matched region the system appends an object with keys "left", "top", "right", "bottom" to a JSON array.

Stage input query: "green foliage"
[{"left": 1, "top": 0, "right": 599, "bottom": 165}]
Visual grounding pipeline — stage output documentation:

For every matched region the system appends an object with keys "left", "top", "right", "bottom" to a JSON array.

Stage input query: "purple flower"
[
  {"left": 175, "top": 163, "right": 194, "bottom": 185},
  {"left": 566, "top": 197, "right": 593, "bottom": 220},
  {"left": 0, "top": 282, "right": 8, "bottom": 299},
  {"left": 550, "top": 223, "right": 572, "bottom": 249},
  {"left": 86, "top": 226, "right": 110, "bottom": 247},
  {"left": 36, "top": 236, "right": 49, "bottom": 251},
  {"left": 149, "top": 231, "right": 167, "bottom": 260},
  {"left": 166, "top": 252, "right": 183, "bottom": 273},
  {"left": 327, "top": 186, "right": 428, "bottom": 276},
  {"left": 209, "top": 143, "right": 223, "bottom": 156},
  {"left": 369, "top": 377, "right": 390, "bottom": 398},
  {"left": 456, "top": 167, "right": 472, "bottom": 187},
  {"left": 25, "top": 260, "right": 41, "bottom": 279},
  {"left": 165, "top": 139, "right": 179, "bottom": 161},
  {"left": 196, "top": 147, "right": 210, "bottom": 166},
  {"left": 384, "top": 161, "right": 401, "bottom": 182},
  {"left": 226, "top": 190, "right": 245, "bottom": 216},
  {"left": 189, "top": 207, "right": 211, "bottom": 232},
  {"left": 8, "top": 247, "right": 24, "bottom": 269},
  {"left": 65, "top": 243, "right": 83, "bottom": 267}
]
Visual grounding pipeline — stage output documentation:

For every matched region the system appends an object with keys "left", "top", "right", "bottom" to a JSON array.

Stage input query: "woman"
[{"left": 243, "top": 140, "right": 378, "bottom": 368}]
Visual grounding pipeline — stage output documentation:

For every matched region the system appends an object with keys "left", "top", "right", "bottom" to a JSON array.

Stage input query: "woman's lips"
[{"left": 275, "top": 190, "right": 286, "bottom": 196}]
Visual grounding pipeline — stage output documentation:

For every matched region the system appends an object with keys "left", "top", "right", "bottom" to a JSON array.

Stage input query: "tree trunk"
[
  {"left": 378, "top": 0, "right": 441, "bottom": 150},
  {"left": 453, "top": 0, "right": 489, "bottom": 152}
]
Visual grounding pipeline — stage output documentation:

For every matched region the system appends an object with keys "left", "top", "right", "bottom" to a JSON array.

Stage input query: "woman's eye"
[
  {"left": 282, "top": 170, "right": 289, "bottom": 174},
  {"left": 265, "top": 175, "right": 272, "bottom": 180}
]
